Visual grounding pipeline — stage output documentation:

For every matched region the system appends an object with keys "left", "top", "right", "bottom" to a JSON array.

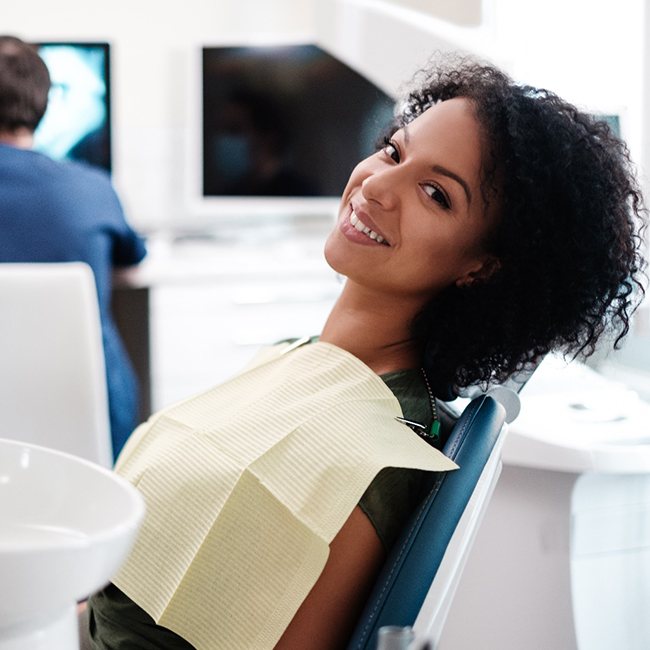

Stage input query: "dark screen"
[{"left": 202, "top": 44, "right": 395, "bottom": 198}]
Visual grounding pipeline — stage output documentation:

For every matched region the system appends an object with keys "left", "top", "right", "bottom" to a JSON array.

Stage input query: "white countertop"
[
  {"left": 116, "top": 221, "right": 337, "bottom": 288},
  {"left": 504, "top": 354, "right": 650, "bottom": 474}
]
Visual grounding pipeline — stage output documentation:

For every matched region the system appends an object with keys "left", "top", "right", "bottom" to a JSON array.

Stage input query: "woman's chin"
[{"left": 323, "top": 230, "right": 345, "bottom": 274}]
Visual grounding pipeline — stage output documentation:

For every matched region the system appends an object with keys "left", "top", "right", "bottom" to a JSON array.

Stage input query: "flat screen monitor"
[
  {"left": 33, "top": 42, "right": 111, "bottom": 173},
  {"left": 198, "top": 43, "right": 395, "bottom": 217}
]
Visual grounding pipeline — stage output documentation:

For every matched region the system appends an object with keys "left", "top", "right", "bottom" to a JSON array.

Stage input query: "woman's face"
[{"left": 324, "top": 97, "right": 498, "bottom": 303}]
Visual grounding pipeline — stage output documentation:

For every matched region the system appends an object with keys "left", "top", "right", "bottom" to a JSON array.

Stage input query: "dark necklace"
[{"left": 395, "top": 368, "right": 441, "bottom": 442}]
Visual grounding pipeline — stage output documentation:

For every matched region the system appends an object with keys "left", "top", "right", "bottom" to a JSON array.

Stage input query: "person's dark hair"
[
  {"left": 401, "top": 54, "right": 647, "bottom": 396},
  {"left": 0, "top": 35, "right": 50, "bottom": 132}
]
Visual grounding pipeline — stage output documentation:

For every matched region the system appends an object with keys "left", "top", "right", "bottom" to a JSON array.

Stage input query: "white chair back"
[{"left": 0, "top": 263, "right": 112, "bottom": 467}]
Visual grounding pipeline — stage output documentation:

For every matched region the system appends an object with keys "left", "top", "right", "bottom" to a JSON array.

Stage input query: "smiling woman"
[
  {"left": 324, "top": 97, "right": 497, "bottom": 316},
  {"left": 87, "top": 53, "right": 646, "bottom": 650}
]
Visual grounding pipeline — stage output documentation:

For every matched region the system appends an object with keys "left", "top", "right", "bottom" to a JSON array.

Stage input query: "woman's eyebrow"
[
  {"left": 431, "top": 164, "right": 472, "bottom": 205},
  {"left": 401, "top": 123, "right": 471, "bottom": 205}
]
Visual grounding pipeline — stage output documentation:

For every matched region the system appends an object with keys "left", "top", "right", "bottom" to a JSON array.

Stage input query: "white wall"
[
  {"left": 386, "top": 0, "right": 483, "bottom": 26},
  {"left": 314, "top": 0, "right": 498, "bottom": 99},
  {"left": 316, "top": 0, "right": 646, "bottom": 176},
  {"left": 492, "top": 0, "right": 646, "bottom": 186},
  {"left": 3, "top": 0, "right": 316, "bottom": 230}
]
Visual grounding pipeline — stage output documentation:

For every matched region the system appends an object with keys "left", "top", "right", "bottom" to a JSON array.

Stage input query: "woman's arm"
[{"left": 275, "top": 505, "right": 385, "bottom": 649}]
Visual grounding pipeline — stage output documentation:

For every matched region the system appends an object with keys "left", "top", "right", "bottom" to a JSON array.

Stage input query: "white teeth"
[
  {"left": 350, "top": 210, "right": 386, "bottom": 244},
  {"left": 352, "top": 216, "right": 365, "bottom": 233}
]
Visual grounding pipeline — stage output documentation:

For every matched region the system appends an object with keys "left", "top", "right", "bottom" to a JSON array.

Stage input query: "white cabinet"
[{"left": 150, "top": 267, "right": 342, "bottom": 410}]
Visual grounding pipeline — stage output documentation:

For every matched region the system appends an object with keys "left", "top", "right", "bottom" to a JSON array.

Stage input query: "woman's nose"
[{"left": 360, "top": 167, "right": 400, "bottom": 211}]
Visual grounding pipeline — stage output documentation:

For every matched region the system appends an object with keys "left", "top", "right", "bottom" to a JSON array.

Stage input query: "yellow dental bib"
[{"left": 113, "top": 341, "right": 457, "bottom": 649}]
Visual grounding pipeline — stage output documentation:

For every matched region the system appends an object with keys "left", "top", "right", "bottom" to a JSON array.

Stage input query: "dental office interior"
[{"left": 2, "top": 0, "right": 650, "bottom": 648}]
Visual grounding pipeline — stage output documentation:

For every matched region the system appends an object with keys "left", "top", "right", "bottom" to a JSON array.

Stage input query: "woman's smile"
[
  {"left": 339, "top": 205, "right": 391, "bottom": 247},
  {"left": 325, "top": 97, "right": 496, "bottom": 301}
]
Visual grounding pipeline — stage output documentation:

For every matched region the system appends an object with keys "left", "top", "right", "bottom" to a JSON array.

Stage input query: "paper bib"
[{"left": 113, "top": 341, "right": 457, "bottom": 649}]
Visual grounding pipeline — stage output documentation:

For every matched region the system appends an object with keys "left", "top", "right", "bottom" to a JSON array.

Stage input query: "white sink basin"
[{"left": 0, "top": 438, "right": 144, "bottom": 649}]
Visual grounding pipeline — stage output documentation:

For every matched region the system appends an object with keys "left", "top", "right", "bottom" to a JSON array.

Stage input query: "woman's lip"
[
  {"left": 349, "top": 204, "right": 390, "bottom": 245},
  {"left": 338, "top": 206, "right": 390, "bottom": 247}
]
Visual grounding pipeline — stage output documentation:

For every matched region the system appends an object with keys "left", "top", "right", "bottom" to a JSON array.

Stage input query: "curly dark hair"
[
  {"left": 400, "top": 54, "right": 647, "bottom": 396},
  {"left": 0, "top": 35, "right": 50, "bottom": 132}
]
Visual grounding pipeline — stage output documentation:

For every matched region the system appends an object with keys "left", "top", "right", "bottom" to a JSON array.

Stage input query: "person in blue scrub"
[{"left": 0, "top": 35, "right": 146, "bottom": 459}]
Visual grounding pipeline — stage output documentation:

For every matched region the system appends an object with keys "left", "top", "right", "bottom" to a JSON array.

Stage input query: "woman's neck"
[{"left": 319, "top": 280, "right": 424, "bottom": 375}]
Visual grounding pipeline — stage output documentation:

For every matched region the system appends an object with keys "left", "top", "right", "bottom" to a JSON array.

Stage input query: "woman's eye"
[
  {"left": 422, "top": 183, "right": 451, "bottom": 209},
  {"left": 382, "top": 138, "right": 400, "bottom": 163}
]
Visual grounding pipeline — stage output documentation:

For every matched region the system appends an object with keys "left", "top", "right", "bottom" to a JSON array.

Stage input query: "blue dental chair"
[{"left": 347, "top": 393, "right": 508, "bottom": 650}]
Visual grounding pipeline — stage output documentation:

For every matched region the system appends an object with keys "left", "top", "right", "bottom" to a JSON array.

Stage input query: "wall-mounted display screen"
[
  {"left": 33, "top": 42, "right": 111, "bottom": 172},
  {"left": 201, "top": 44, "right": 395, "bottom": 200}
]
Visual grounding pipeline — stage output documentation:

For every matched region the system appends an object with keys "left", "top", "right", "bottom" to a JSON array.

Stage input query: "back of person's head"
[
  {"left": 400, "top": 53, "right": 647, "bottom": 396},
  {"left": 0, "top": 35, "right": 50, "bottom": 134}
]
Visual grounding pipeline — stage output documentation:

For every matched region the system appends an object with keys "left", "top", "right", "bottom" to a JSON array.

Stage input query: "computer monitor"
[
  {"left": 33, "top": 42, "right": 112, "bottom": 173},
  {"left": 193, "top": 43, "right": 396, "bottom": 219}
]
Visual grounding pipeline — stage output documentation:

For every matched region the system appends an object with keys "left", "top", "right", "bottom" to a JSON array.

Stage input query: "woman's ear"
[{"left": 455, "top": 256, "right": 501, "bottom": 288}]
